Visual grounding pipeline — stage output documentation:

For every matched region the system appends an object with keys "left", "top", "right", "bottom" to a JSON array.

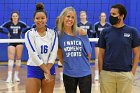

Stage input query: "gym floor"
[{"left": 0, "top": 62, "right": 140, "bottom": 93}]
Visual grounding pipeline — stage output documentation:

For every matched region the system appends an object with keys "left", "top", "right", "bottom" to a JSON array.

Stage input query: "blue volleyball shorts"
[{"left": 27, "top": 65, "right": 56, "bottom": 80}]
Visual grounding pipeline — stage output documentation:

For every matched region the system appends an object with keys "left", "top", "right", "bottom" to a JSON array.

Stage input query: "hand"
[
  {"left": 44, "top": 73, "right": 51, "bottom": 81},
  {"left": 77, "top": 27, "right": 87, "bottom": 35},
  {"left": 44, "top": 73, "right": 54, "bottom": 82},
  {"left": 130, "top": 71, "right": 135, "bottom": 76},
  {"left": 44, "top": 68, "right": 51, "bottom": 81}
]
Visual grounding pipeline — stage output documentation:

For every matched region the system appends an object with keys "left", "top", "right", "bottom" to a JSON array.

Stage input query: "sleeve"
[
  {"left": 0, "top": 26, "right": 8, "bottom": 34},
  {"left": 106, "top": 22, "right": 111, "bottom": 27},
  {"left": 20, "top": 21, "right": 28, "bottom": 28},
  {"left": 90, "top": 24, "right": 96, "bottom": 38},
  {"left": 0, "top": 27, "right": 2, "bottom": 31},
  {"left": 81, "top": 35, "right": 92, "bottom": 54},
  {"left": 132, "top": 28, "right": 140, "bottom": 48},
  {"left": 94, "top": 22, "right": 99, "bottom": 38},
  {"left": 98, "top": 30, "right": 106, "bottom": 49},
  {"left": 89, "top": 24, "right": 95, "bottom": 33},
  {"left": 31, "top": 24, "right": 36, "bottom": 28},
  {"left": 25, "top": 30, "right": 44, "bottom": 66},
  {"left": 22, "top": 26, "right": 31, "bottom": 34},
  {"left": 1, "top": 21, "right": 9, "bottom": 28},
  {"left": 0, "top": 22, "right": 10, "bottom": 34},
  {"left": 48, "top": 31, "right": 58, "bottom": 64},
  {"left": 20, "top": 21, "right": 31, "bottom": 33},
  {"left": 94, "top": 22, "right": 98, "bottom": 32}
]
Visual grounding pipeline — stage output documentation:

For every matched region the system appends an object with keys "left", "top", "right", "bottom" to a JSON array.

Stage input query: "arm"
[
  {"left": 131, "top": 47, "right": 140, "bottom": 75},
  {"left": 139, "top": 46, "right": 140, "bottom": 61},
  {"left": 20, "top": 21, "right": 31, "bottom": 34},
  {"left": 0, "top": 22, "right": 10, "bottom": 34},
  {"left": 31, "top": 24, "right": 36, "bottom": 28},
  {"left": 90, "top": 24, "right": 96, "bottom": 38},
  {"left": 0, "top": 27, "right": 8, "bottom": 34},
  {"left": 131, "top": 28, "right": 140, "bottom": 75},
  {"left": 57, "top": 48, "right": 64, "bottom": 65},
  {"left": 94, "top": 23, "right": 98, "bottom": 32},
  {"left": 89, "top": 24, "right": 96, "bottom": 33},
  {"left": 47, "top": 31, "right": 58, "bottom": 69},
  {"left": 88, "top": 54, "right": 91, "bottom": 62},
  {"left": 0, "top": 27, "right": 2, "bottom": 31},
  {"left": 40, "top": 64, "right": 50, "bottom": 74},
  {"left": 98, "top": 48, "right": 105, "bottom": 74},
  {"left": 22, "top": 26, "right": 31, "bottom": 34},
  {"left": 81, "top": 35, "right": 92, "bottom": 61},
  {"left": 77, "top": 27, "right": 87, "bottom": 35},
  {"left": 98, "top": 29, "right": 106, "bottom": 74},
  {"left": 94, "top": 23, "right": 99, "bottom": 38}
]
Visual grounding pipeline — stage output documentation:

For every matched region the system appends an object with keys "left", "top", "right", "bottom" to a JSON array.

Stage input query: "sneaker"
[
  {"left": 94, "top": 75, "right": 99, "bottom": 81},
  {"left": 6, "top": 76, "right": 13, "bottom": 83},
  {"left": 14, "top": 76, "right": 20, "bottom": 82},
  {"left": 60, "top": 76, "right": 63, "bottom": 81},
  {"left": 60, "top": 72, "right": 63, "bottom": 81}
]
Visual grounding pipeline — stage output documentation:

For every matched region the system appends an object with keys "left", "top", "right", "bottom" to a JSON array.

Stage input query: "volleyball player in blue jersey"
[
  {"left": 25, "top": 3, "right": 58, "bottom": 93},
  {"left": 78, "top": 11, "right": 95, "bottom": 38},
  {"left": 0, "top": 11, "right": 29, "bottom": 83},
  {"left": 58, "top": 7, "right": 92, "bottom": 93}
]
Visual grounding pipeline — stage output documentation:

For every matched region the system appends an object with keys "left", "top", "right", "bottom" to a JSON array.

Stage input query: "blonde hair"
[
  {"left": 58, "top": 7, "right": 77, "bottom": 35},
  {"left": 55, "top": 16, "right": 59, "bottom": 26},
  {"left": 80, "top": 11, "right": 86, "bottom": 15}
]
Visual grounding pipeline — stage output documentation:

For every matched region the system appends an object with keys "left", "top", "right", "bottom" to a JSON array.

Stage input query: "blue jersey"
[
  {"left": 98, "top": 25, "right": 140, "bottom": 72},
  {"left": 1, "top": 21, "right": 29, "bottom": 39},
  {"left": 59, "top": 33, "right": 92, "bottom": 77},
  {"left": 94, "top": 22, "right": 111, "bottom": 38},
  {"left": 77, "top": 22, "right": 95, "bottom": 38}
]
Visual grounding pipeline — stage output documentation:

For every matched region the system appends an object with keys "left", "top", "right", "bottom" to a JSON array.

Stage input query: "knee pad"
[
  {"left": 16, "top": 60, "right": 21, "bottom": 66},
  {"left": 8, "top": 60, "right": 14, "bottom": 66}
]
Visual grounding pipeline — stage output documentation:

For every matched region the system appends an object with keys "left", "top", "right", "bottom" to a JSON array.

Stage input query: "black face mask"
[{"left": 109, "top": 15, "right": 119, "bottom": 25}]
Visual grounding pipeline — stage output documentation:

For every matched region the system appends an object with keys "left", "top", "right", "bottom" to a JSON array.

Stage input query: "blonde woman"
[{"left": 58, "top": 7, "right": 92, "bottom": 93}]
